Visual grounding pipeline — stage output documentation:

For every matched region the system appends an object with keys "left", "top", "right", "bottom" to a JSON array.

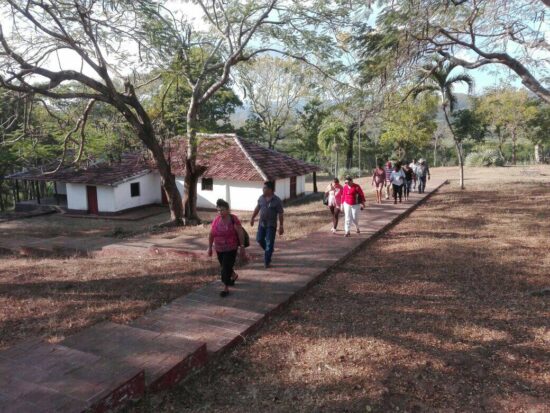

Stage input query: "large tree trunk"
[
  {"left": 183, "top": 102, "right": 201, "bottom": 224},
  {"left": 118, "top": 93, "right": 184, "bottom": 224}
]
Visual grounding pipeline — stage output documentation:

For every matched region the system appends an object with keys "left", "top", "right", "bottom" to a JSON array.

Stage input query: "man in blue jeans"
[{"left": 250, "top": 181, "right": 284, "bottom": 268}]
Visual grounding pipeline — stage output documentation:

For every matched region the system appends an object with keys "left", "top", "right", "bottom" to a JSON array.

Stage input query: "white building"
[{"left": 11, "top": 134, "right": 318, "bottom": 214}]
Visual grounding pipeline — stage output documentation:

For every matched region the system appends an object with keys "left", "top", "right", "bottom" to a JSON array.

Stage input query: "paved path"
[{"left": 0, "top": 181, "right": 446, "bottom": 413}]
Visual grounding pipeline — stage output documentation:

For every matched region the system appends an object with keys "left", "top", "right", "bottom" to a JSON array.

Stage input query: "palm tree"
[
  {"left": 413, "top": 59, "right": 474, "bottom": 189},
  {"left": 318, "top": 119, "right": 348, "bottom": 177}
]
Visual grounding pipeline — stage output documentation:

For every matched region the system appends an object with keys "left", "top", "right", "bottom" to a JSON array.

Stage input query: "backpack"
[{"left": 230, "top": 215, "right": 250, "bottom": 248}]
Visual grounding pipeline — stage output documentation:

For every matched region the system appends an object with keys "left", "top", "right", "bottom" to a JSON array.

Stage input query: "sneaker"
[{"left": 331, "top": 228, "right": 336, "bottom": 234}]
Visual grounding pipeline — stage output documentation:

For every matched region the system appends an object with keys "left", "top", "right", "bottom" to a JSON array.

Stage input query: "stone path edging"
[{"left": 0, "top": 180, "right": 447, "bottom": 413}]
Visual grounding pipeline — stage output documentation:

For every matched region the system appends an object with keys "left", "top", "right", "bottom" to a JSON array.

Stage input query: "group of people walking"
[
  {"left": 325, "top": 159, "right": 431, "bottom": 235},
  {"left": 374, "top": 158, "right": 431, "bottom": 204},
  {"left": 207, "top": 160, "right": 430, "bottom": 297}
]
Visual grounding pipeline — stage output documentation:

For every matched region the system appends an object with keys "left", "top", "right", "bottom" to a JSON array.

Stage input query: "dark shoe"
[{"left": 220, "top": 290, "right": 229, "bottom": 297}]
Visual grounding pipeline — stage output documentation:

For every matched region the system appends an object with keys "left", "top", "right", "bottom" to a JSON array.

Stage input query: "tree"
[
  {"left": 291, "top": 98, "right": 328, "bottom": 162},
  {"left": 360, "top": 0, "right": 550, "bottom": 104},
  {"left": 527, "top": 103, "right": 550, "bottom": 163},
  {"left": 379, "top": 94, "right": 439, "bottom": 160},
  {"left": 318, "top": 119, "right": 348, "bottom": 176},
  {"left": 477, "top": 88, "right": 538, "bottom": 164},
  {"left": 412, "top": 59, "right": 474, "bottom": 189},
  {"left": 142, "top": 0, "right": 355, "bottom": 221},
  {"left": 236, "top": 56, "right": 309, "bottom": 149},
  {"left": 0, "top": 1, "right": 187, "bottom": 223},
  {"left": 451, "top": 109, "right": 488, "bottom": 153},
  {"left": 0, "top": 0, "right": 350, "bottom": 223}
]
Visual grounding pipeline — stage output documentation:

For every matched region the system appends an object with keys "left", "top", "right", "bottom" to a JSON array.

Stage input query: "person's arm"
[
  {"left": 427, "top": 166, "right": 431, "bottom": 179},
  {"left": 207, "top": 229, "right": 214, "bottom": 257},
  {"left": 250, "top": 204, "right": 260, "bottom": 227},
  {"left": 358, "top": 185, "right": 366, "bottom": 208},
  {"left": 234, "top": 220, "right": 246, "bottom": 254},
  {"left": 278, "top": 201, "right": 285, "bottom": 235}
]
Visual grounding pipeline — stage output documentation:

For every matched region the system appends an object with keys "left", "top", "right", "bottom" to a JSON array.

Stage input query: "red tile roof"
[
  {"left": 8, "top": 134, "right": 320, "bottom": 185},
  {"left": 7, "top": 153, "right": 152, "bottom": 185}
]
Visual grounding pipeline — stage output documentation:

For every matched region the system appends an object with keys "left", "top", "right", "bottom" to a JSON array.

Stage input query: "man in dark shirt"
[{"left": 250, "top": 181, "right": 284, "bottom": 268}]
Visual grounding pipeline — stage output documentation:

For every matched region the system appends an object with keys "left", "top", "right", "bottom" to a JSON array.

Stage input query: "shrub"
[
  {"left": 465, "top": 149, "right": 505, "bottom": 167},
  {"left": 338, "top": 167, "right": 363, "bottom": 179}
]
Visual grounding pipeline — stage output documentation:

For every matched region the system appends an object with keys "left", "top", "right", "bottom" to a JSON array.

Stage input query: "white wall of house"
[
  {"left": 297, "top": 175, "right": 306, "bottom": 195},
  {"left": 66, "top": 183, "right": 88, "bottom": 211},
  {"left": 114, "top": 173, "right": 161, "bottom": 211},
  {"left": 275, "top": 178, "right": 291, "bottom": 200},
  {"left": 176, "top": 176, "right": 263, "bottom": 211},
  {"left": 97, "top": 186, "right": 116, "bottom": 212},
  {"left": 227, "top": 180, "right": 263, "bottom": 211}
]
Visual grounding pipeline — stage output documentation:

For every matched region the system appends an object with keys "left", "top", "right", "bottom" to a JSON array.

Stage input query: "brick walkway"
[{"left": 0, "top": 181, "right": 446, "bottom": 413}]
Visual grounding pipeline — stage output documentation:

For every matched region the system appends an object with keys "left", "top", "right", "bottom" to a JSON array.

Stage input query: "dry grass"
[
  {"left": 129, "top": 166, "right": 550, "bottom": 413},
  {"left": 0, "top": 255, "right": 215, "bottom": 350}
]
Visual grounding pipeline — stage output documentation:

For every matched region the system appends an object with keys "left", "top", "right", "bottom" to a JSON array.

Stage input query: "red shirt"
[
  {"left": 211, "top": 214, "right": 241, "bottom": 252},
  {"left": 341, "top": 183, "right": 365, "bottom": 205}
]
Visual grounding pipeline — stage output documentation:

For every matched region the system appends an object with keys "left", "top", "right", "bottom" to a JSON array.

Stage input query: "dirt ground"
[
  {"left": 0, "top": 188, "right": 332, "bottom": 349},
  {"left": 128, "top": 165, "right": 550, "bottom": 413}
]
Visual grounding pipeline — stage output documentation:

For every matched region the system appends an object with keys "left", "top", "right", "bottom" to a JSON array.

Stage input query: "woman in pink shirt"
[
  {"left": 207, "top": 199, "right": 245, "bottom": 297},
  {"left": 341, "top": 176, "right": 366, "bottom": 237},
  {"left": 324, "top": 178, "right": 343, "bottom": 234}
]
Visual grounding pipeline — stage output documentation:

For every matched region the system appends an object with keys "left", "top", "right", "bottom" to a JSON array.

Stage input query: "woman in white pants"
[{"left": 341, "top": 176, "right": 366, "bottom": 237}]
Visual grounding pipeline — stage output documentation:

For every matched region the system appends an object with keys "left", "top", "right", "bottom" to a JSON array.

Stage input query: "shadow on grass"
[{"left": 127, "top": 183, "right": 549, "bottom": 412}]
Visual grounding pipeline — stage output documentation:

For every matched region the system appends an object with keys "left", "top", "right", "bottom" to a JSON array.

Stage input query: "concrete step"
[
  {"left": 0, "top": 339, "right": 145, "bottom": 413},
  {"left": 61, "top": 322, "right": 207, "bottom": 392}
]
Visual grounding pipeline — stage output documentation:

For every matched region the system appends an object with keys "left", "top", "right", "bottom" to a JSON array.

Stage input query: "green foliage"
[
  {"left": 338, "top": 167, "right": 363, "bottom": 179},
  {"left": 318, "top": 119, "right": 348, "bottom": 155},
  {"left": 379, "top": 94, "right": 438, "bottom": 157},
  {"left": 451, "top": 109, "right": 487, "bottom": 144},
  {"left": 527, "top": 103, "right": 550, "bottom": 146},
  {"left": 465, "top": 148, "right": 505, "bottom": 167},
  {"left": 289, "top": 99, "right": 328, "bottom": 162}
]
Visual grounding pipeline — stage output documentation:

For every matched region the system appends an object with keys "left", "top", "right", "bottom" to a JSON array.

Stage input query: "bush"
[
  {"left": 465, "top": 149, "right": 505, "bottom": 167},
  {"left": 338, "top": 167, "right": 365, "bottom": 179}
]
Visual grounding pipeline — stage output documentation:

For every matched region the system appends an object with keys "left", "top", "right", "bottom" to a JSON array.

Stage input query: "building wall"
[
  {"left": 297, "top": 175, "right": 306, "bottom": 195},
  {"left": 275, "top": 178, "right": 291, "bottom": 200},
  {"left": 227, "top": 180, "right": 263, "bottom": 211},
  {"left": 66, "top": 183, "right": 88, "bottom": 211},
  {"left": 176, "top": 176, "right": 263, "bottom": 211},
  {"left": 97, "top": 186, "right": 116, "bottom": 212},
  {"left": 114, "top": 173, "right": 162, "bottom": 211}
]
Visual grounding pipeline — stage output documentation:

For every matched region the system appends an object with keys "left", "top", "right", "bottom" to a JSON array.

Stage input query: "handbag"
[
  {"left": 323, "top": 194, "right": 329, "bottom": 205},
  {"left": 230, "top": 215, "right": 250, "bottom": 248}
]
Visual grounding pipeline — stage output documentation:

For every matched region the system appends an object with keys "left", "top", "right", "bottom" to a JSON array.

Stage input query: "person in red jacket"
[{"left": 341, "top": 175, "right": 366, "bottom": 237}]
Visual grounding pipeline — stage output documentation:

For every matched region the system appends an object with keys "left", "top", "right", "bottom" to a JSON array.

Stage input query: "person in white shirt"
[
  {"left": 390, "top": 162, "right": 406, "bottom": 204},
  {"left": 409, "top": 159, "right": 418, "bottom": 190}
]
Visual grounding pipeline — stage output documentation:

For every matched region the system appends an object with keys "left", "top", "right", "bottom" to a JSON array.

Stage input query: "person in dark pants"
[
  {"left": 416, "top": 159, "right": 431, "bottom": 193},
  {"left": 403, "top": 163, "right": 413, "bottom": 200},
  {"left": 208, "top": 199, "right": 245, "bottom": 297},
  {"left": 390, "top": 162, "right": 406, "bottom": 204},
  {"left": 250, "top": 181, "right": 284, "bottom": 268}
]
